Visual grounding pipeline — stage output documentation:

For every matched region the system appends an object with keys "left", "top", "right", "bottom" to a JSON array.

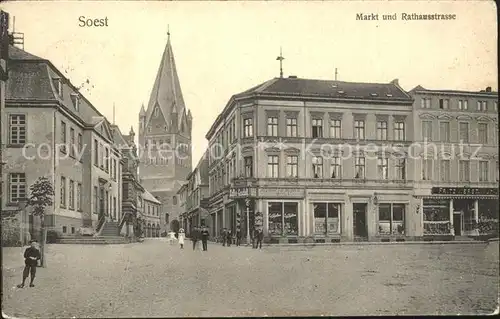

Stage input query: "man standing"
[
  {"left": 17, "top": 240, "right": 41, "bottom": 288},
  {"left": 221, "top": 228, "right": 227, "bottom": 246},
  {"left": 201, "top": 226, "right": 209, "bottom": 251},
  {"left": 226, "top": 229, "right": 232, "bottom": 247},
  {"left": 256, "top": 228, "right": 264, "bottom": 249},
  {"left": 192, "top": 226, "right": 199, "bottom": 251},
  {"left": 235, "top": 228, "right": 241, "bottom": 247}
]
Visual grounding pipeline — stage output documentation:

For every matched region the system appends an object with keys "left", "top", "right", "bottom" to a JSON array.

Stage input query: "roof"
[
  {"left": 8, "top": 45, "right": 45, "bottom": 61},
  {"left": 142, "top": 189, "right": 161, "bottom": 204},
  {"left": 409, "top": 85, "right": 498, "bottom": 97},
  {"left": 144, "top": 35, "right": 188, "bottom": 131},
  {"left": 206, "top": 76, "right": 413, "bottom": 139}
]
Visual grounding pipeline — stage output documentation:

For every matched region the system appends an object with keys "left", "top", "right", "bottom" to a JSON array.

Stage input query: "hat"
[{"left": 179, "top": 228, "right": 184, "bottom": 232}]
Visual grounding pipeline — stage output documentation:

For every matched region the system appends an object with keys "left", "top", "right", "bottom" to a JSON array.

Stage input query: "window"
[
  {"left": 69, "top": 128, "right": 75, "bottom": 157},
  {"left": 458, "top": 100, "right": 468, "bottom": 110},
  {"left": 497, "top": 161, "right": 499, "bottom": 182},
  {"left": 495, "top": 101, "right": 498, "bottom": 112},
  {"left": 77, "top": 133, "right": 83, "bottom": 155},
  {"left": 378, "top": 204, "right": 405, "bottom": 235},
  {"left": 154, "top": 107, "right": 159, "bottom": 117},
  {"left": 478, "top": 123, "right": 488, "bottom": 144},
  {"left": 354, "top": 120, "right": 365, "bottom": 140},
  {"left": 439, "top": 122, "right": 450, "bottom": 142},
  {"left": 459, "top": 160, "right": 470, "bottom": 182},
  {"left": 113, "top": 197, "right": 117, "bottom": 219},
  {"left": 396, "top": 158, "right": 406, "bottom": 180},
  {"left": 377, "top": 157, "right": 388, "bottom": 180},
  {"left": 267, "top": 116, "right": 278, "bottom": 136},
  {"left": 286, "top": 155, "right": 298, "bottom": 178},
  {"left": 113, "top": 159, "right": 117, "bottom": 180},
  {"left": 105, "top": 190, "right": 109, "bottom": 215},
  {"left": 354, "top": 156, "right": 365, "bottom": 179},
  {"left": 147, "top": 127, "right": 151, "bottom": 133},
  {"left": 53, "top": 78, "right": 63, "bottom": 96},
  {"left": 439, "top": 99, "right": 449, "bottom": 109},
  {"left": 173, "top": 196, "right": 177, "bottom": 205},
  {"left": 77, "top": 183, "right": 82, "bottom": 211},
  {"left": 69, "top": 180, "right": 74, "bottom": 209},
  {"left": 93, "top": 186, "right": 98, "bottom": 214},
  {"left": 376, "top": 121, "right": 387, "bottom": 140},
  {"left": 71, "top": 227, "right": 75, "bottom": 234},
  {"left": 313, "top": 203, "right": 341, "bottom": 234},
  {"left": 422, "top": 121, "right": 432, "bottom": 141},
  {"left": 60, "top": 176, "right": 66, "bottom": 208},
  {"left": 267, "top": 155, "right": 279, "bottom": 178},
  {"left": 477, "top": 101, "right": 487, "bottom": 111},
  {"left": 421, "top": 98, "right": 431, "bottom": 108},
  {"left": 459, "top": 122, "right": 469, "bottom": 143},
  {"left": 312, "top": 119, "right": 323, "bottom": 138},
  {"left": 9, "top": 114, "right": 26, "bottom": 145},
  {"left": 243, "top": 118, "right": 253, "bottom": 137},
  {"left": 94, "top": 139, "right": 99, "bottom": 165},
  {"left": 268, "top": 202, "right": 298, "bottom": 236},
  {"left": 61, "top": 121, "right": 67, "bottom": 153},
  {"left": 63, "top": 226, "right": 67, "bottom": 233},
  {"left": 393, "top": 121, "right": 405, "bottom": 141},
  {"left": 330, "top": 119, "right": 341, "bottom": 139},
  {"left": 286, "top": 118, "right": 297, "bottom": 137},
  {"left": 105, "top": 148, "right": 109, "bottom": 172},
  {"left": 330, "top": 157, "right": 341, "bottom": 179},
  {"left": 8, "top": 173, "right": 26, "bottom": 203},
  {"left": 70, "top": 94, "right": 79, "bottom": 111},
  {"left": 312, "top": 156, "right": 323, "bottom": 178},
  {"left": 440, "top": 160, "right": 450, "bottom": 181},
  {"left": 422, "top": 159, "right": 433, "bottom": 180},
  {"left": 244, "top": 156, "right": 253, "bottom": 177},
  {"left": 479, "top": 161, "right": 489, "bottom": 182}
]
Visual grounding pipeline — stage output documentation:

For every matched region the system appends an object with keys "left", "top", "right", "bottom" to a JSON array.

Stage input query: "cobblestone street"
[{"left": 2, "top": 240, "right": 499, "bottom": 317}]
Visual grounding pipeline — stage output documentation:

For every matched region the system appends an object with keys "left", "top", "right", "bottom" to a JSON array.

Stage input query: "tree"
[{"left": 26, "top": 176, "right": 55, "bottom": 267}]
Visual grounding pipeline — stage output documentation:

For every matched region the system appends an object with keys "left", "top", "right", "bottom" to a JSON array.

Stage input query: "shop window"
[
  {"left": 423, "top": 198, "right": 451, "bottom": 234},
  {"left": 268, "top": 202, "right": 298, "bottom": 236},
  {"left": 378, "top": 203, "right": 405, "bottom": 235},
  {"left": 313, "top": 203, "right": 341, "bottom": 234}
]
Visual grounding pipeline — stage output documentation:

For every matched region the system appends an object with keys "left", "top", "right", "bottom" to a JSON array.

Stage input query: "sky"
[{"left": 3, "top": 0, "right": 498, "bottom": 166}]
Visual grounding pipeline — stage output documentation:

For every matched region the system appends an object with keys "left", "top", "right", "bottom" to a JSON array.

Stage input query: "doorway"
[
  {"left": 353, "top": 203, "right": 367, "bottom": 237},
  {"left": 453, "top": 212, "right": 462, "bottom": 236}
]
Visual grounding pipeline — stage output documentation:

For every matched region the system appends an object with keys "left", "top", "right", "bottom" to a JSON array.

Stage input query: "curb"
[
  {"left": 249, "top": 240, "right": 490, "bottom": 247},
  {"left": 487, "top": 238, "right": 499, "bottom": 242}
]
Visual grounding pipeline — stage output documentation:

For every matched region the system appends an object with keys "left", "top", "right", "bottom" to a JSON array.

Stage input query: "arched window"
[{"left": 173, "top": 196, "right": 177, "bottom": 205}]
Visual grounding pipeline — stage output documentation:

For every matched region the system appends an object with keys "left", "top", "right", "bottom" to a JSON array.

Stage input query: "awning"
[{"left": 417, "top": 195, "right": 498, "bottom": 200}]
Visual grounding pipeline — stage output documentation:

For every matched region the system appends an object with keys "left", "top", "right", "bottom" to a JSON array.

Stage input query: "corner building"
[
  {"left": 206, "top": 76, "right": 420, "bottom": 243},
  {"left": 409, "top": 85, "right": 498, "bottom": 239}
]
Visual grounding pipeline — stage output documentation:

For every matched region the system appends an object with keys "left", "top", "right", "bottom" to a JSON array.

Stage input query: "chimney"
[
  {"left": 391, "top": 79, "right": 399, "bottom": 86},
  {"left": 485, "top": 87, "right": 492, "bottom": 92},
  {"left": 288, "top": 75, "right": 297, "bottom": 79}
]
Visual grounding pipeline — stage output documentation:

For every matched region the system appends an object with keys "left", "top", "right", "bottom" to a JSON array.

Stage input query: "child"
[
  {"left": 178, "top": 228, "right": 185, "bottom": 249},
  {"left": 17, "top": 240, "right": 41, "bottom": 288}
]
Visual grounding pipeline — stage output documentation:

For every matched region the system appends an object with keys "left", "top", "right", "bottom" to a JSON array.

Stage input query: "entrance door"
[
  {"left": 353, "top": 203, "right": 367, "bottom": 237},
  {"left": 453, "top": 213, "right": 462, "bottom": 236}
]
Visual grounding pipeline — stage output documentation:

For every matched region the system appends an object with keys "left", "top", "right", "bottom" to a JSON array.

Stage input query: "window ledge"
[{"left": 6, "top": 144, "right": 25, "bottom": 148}]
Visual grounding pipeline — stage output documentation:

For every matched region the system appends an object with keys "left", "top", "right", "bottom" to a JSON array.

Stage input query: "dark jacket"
[
  {"left": 24, "top": 247, "right": 41, "bottom": 266},
  {"left": 201, "top": 229, "right": 209, "bottom": 239}
]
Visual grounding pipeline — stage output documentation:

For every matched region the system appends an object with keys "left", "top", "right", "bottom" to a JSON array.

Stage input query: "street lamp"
[{"left": 245, "top": 198, "right": 251, "bottom": 245}]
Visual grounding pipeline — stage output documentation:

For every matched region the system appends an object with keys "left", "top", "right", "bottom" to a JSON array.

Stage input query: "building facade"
[
  {"left": 2, "top": 45, "right": 122, "bottom": 239},
  {"left": 138, "top": 33, "right": 192, "bottom": 234},
  {"left": 410, "top": 85, "right": 499, "bottom": 238},
  {"left": 140, "top": 189, "right": 161, "bottom": 237},
  {"left": 206, "top": 76, "right": 421, "bottom": 243},
  {"left": 179, "top": 150, "right": 210, "bottom": 237}
]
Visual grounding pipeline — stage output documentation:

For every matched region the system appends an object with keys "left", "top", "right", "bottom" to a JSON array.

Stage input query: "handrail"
[{"left": 96, "top": 215, "right": 106, "bottom": 233}]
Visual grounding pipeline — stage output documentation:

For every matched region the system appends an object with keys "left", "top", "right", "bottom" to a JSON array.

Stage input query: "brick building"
[
  {"left": 1, "top": 45, "right": 122, "bottom": 238},
  {"left": 409, "top": 85, "right": 498, "bottom": 238},
  {"left": 206, "top": 76, "right": 422, "bottom": 243},
  {"left": 138, "top": 32, "right": 192, "bottom": 234}
]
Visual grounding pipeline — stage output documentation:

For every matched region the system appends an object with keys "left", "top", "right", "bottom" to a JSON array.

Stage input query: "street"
[{"left": 2, "top": 240, "right": 499, "bottom": 317}]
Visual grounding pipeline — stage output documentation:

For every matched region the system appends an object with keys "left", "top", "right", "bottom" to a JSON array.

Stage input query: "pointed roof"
[
  {"left": 144, "top": 34, "right": 186, "bottom": 131},
  {"left": 139, "top": 104, "right": 146, "bottom": 117}
]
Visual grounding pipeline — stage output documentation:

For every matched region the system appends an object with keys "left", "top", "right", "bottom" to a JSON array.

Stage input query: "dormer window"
[
  {"left": 331, "top": 84, "right": 337, "bottom": 88},
  {"left": 338, "top": 90, "right": 345, "bottom": 94},
  {"left": 386, "top": 93, "right": 393, "bottom": 97},
  {"left": 154, "top": 107, "right": 159, "bottom": 117},
  {"left": 52, "top": 78, "right": 63, "bottom": 96},
  {"left": 70, "top": 93, "right": 80, "bottom": 111},
  {"left": 370, "top": 93, "right": 378, "bottom": 97}
]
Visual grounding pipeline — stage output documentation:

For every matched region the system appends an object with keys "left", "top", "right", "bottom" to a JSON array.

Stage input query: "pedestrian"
[
  {"left": 178, "top": 228, "right": 185, "bottom": 249},
  {"left": 17, "top": 240, "right": 41, "bottom": 288},
  {"left": 221, "top": 228, "right": 227, "bottom": 246},
  {"left": 201, "top": 226, "right": 209, "bottom": 251},
  {"left": 168, "top": 230, "right": 176, "bottom": 245},
  {"left": 226, "top": 229, "right": 232, "bottom": 247},
  {"left": 256, "top": 228, "right": 264, "bottom": 249},
  {"left": 235, "top": 228, "right": 241, "bottom": 246},
  {"left": 192, "top": 227, "right": 199, "bottom": 251}
]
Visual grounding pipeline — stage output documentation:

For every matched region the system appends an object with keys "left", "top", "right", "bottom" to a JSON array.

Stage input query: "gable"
[
  {"left": 145, "top": 102, "right": 170, "bottom": 132},
  {"left": 419, "top": 113, "right": 436, "bottom": 120}
]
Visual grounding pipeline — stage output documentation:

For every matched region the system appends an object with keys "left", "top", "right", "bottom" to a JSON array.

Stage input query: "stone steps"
[{"left": 57, "top": 236, "right": 130, "bottom": 245}]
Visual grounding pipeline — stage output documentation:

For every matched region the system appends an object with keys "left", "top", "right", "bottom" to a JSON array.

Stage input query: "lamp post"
[{"left": 245, "top": 198, "right": 251, "bottom": 245}]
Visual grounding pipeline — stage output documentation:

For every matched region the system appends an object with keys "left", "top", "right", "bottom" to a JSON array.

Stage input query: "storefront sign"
[
  {"left": 431, "top": 187, "right": 498, "bottom": 196},
  {"left": 229, "top": 187, "right": 256, "bottom": 199},
  {"left": 258, "top": 188, "right": 304, "bottom": 198}
]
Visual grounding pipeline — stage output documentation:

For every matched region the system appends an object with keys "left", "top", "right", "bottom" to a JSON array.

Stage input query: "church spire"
[{"left": 143, "top": 28, "right": 186, "bottom": 131}]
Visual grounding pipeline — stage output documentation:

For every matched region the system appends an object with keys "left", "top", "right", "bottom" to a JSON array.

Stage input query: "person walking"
[
  {"left": 168, "top": 230, "right": 176, "bottom": 245},
  {"left": 178, "top": 228, "right": 185, "bottom": 249},
  {"left": 256, "top": 228, "right": 264, "bottom": 249},
  {"left": 192, "top": 226, "right": 199, "bottom": 251},
  {"left": 17, "top": 240, "right": 41, "bottom": 288},
  {"left": 221, "top": 228, "right": 227, "bottom": 246},
  {"left": 226, "top": 229, "right": 232, "bottom": 247},
  {"left": 201, "top": 226, "right": 209, "bottom": 251},
  {"left": 235, "top": 228, "right": 241, "bottom": 247}
]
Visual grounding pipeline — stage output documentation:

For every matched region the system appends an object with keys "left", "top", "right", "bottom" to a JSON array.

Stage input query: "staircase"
[
  {"left": 100, "top": 221, "right": 120, "bottom": 237},
  {"left": 57, "top": 235, "right": 130, "bottom": 245}
]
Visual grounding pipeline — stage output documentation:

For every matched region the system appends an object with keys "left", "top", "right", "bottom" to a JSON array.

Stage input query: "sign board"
[
  {"left": 258, "top": 188, "right": 304, "bottom": 198},
  {"left": 229, "top": 187, "right": 256, "bottom": 199},
  {"left": 431, "top": 187, "right": 498, "bottom": 196}
]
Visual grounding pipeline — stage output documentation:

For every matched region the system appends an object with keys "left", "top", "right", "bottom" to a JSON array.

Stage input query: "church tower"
[{"left": 138, "top": 31, "right": 192, "bottom": 232}]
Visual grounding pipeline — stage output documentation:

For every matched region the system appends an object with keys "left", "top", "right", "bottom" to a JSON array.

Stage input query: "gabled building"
[
  {"left": 409, "top": 85, "right": 498, "bottom": 238},
  {"left": 206, "top": 76, "right": 416, "bottom": 243},
  {"left": 140, "top": 189, "right": 161, "bottom": 237},
  {"left": 2, "top": 44, "right": 122, "bottom": 240},
  {"left": 138, "top": 32, "right": 192, "bottom": 234}
]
